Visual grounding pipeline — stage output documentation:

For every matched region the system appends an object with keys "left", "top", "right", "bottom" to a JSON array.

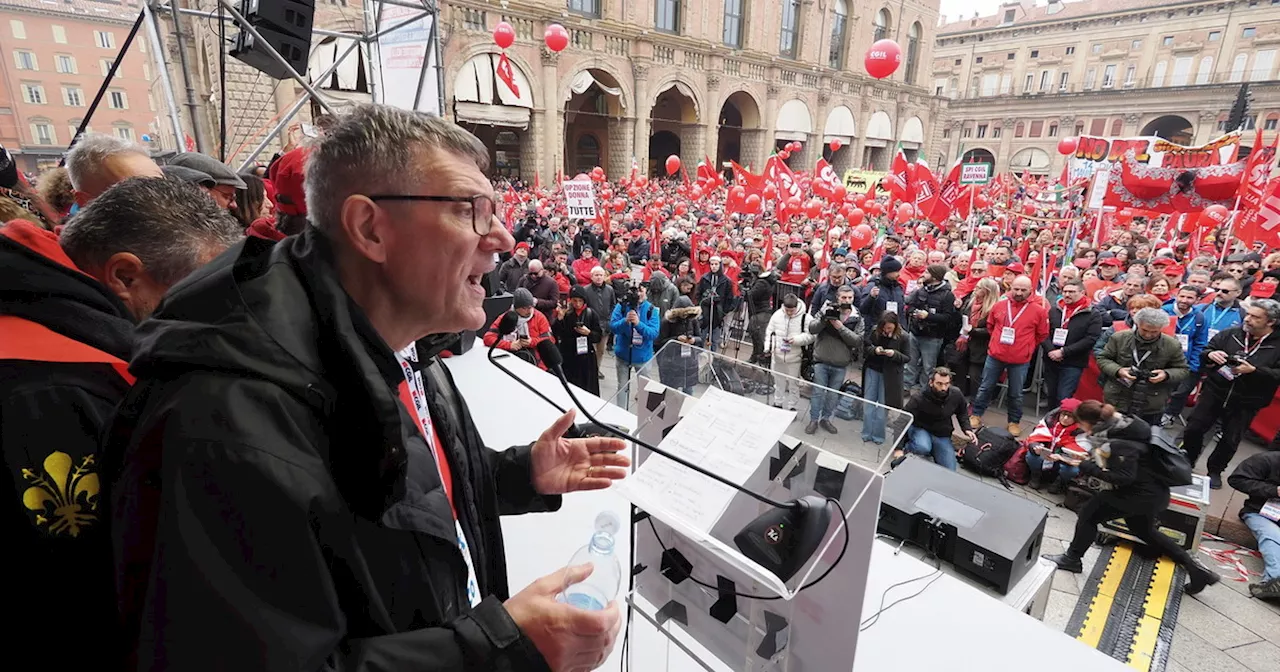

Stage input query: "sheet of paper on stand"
[{"left": 615, "top": 386, "right": 796, "bottom": 533}]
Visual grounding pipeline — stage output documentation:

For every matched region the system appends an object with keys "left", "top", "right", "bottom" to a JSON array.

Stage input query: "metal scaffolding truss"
[{"left": 135, "top": 0, "right": 443, "bottom": 170}]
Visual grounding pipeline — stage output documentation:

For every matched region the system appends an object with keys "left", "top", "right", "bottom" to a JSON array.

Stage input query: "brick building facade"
[{"left": 0, "top": 0, "right": 160, "bottom": 173}]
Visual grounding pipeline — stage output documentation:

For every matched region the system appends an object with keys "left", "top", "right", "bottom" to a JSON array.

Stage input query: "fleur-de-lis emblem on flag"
[{"left": 22, "top": 452, "right": 99, "bottom": 537}]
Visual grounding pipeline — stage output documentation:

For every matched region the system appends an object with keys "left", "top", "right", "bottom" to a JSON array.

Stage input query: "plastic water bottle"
[{"left": 560, "top": 511, "right": 622, "bottom": 610}]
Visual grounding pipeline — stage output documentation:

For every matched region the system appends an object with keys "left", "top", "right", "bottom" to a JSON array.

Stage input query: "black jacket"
[
  {"left": 1198, "top": 326, "right": 1280, "bottom": 410},
  {"left": 573, "top": 229, "right": 601, "bottom": 260},
  {"left": 906, "top": 385, "right": 968, "bottom": 438},
  {"left": 1044, "top": 302, "right": 1104, "bottom": 369},
  {"left": 1228, "top": 451, "right": 1280, "bottom": 518},
  {"left": 552, "top": 305, "right": 603, "bottom": 395},
  {"left": 858, "top": 276, "right": 907, "bottom": 335},
  {"left": 1, "top": 222, "right": 136, "bottom": 669},
  {"left": 905, "top": 280, "right": 958, "bottom": 339},
  {"left": 498, "top": 256, "right": 529, "bottom": 293},
  {"left": 1078, "top": 416, "right": 1169, "bottom": 510},
  {"left": 695, "top": 270, "right": 735, "bottom": 328},
  {"left": 102, "top": 231, "right": 560, "bottom": 671},
  {"left": 747, "top": 275, "right": 776, "bottom": 316}
]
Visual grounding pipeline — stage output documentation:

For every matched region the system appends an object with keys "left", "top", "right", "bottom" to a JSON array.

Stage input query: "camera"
[
  {"left": 823, "top": 303, "right": 843, "bottom": 320},
  {"left": 1131, "top": 367, "right": 1159, "bottom": 382},
  {"left": 1226, "top": 354, "right": 1246, "bottom": 367},
  {"left": 621, "top": 281, "right": 642, "bottom": 311}
]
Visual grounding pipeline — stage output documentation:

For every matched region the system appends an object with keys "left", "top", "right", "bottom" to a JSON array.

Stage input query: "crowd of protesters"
[{"left": 2, "top": 105, "right": 1278, "bottom": 672}]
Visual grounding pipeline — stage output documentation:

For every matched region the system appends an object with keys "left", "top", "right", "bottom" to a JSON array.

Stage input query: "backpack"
[
  {"left": 961, "top": 426, "right": 1020, "bottom": 484},
  {"left": 1148, "top": 428, "right": 1194, "bottom": 487},
  {"left": 1003, "top": 445, "right": 1031, "bottom": 485},
  {"left": 798, "top": 313, "right": 817, "bottom": 381},
  {"left": 833, "top": 381, "right": 864, "bottom": 421}
]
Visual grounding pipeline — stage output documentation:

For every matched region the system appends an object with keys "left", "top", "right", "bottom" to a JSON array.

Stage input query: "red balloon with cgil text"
[
  {"left": 1198, "top": 204, "right": 1230, "bottom": 228},
  {"left": 1057, "top": 137, "right": 1078, "bottom": 156},
  {"left": 493, "top": 22, "right": 515, "bottom": 49},
  {"left": 665, "top": 154, "right": 681, "bottom": 176},
  {"left": 864, "top": 39, "right": 902, "bottom": 79},
  {"left": 544, "top": 24, "right": 569, "bottom": 52}
]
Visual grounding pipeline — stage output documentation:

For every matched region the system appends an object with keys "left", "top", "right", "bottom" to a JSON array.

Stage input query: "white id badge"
[
  {"left": 632, "top": 329, "right": 644, "bottom": 346},
  {"left": 681, "top": 344, "right": 692, "bottom": 358},
  {"left": 1052, "top": 328, "right": 1068, "bottom": 347},
  {"left": 1177, "top": 334, "right": 1189, "bottom": 352},
  {"left": 1000, "top": 326, "right": 1016, "bottom": 345},
  {"left": 962, "top": 315, "right": 970, "bottom": 332},
  {"left": 780, "top": 340, "right": 792, "bottom": 353},
  {"left": 576, "top": 336, "right": 588, "bottom": 355},
  {"left": 1218, "top": 365, "right": 1237, "bottom": 380},
  {"left": 886, "top": 301, "right": 899, "bottom": 314},
  {"left": 1261, "top": 498, "right": 1280, "bottom": 523},
  {"left": 1208, "top": 328, "right": 1220, "bottom": 340}
]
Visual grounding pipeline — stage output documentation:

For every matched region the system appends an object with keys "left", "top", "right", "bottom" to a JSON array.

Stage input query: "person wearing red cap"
[
  {"left": 1084, "top": 254, "right": 1122, "bottom": 299},
  {"left": 267, "top": 147, "right": 309, "bottom": 236},
  {"left": 1022, "top": 398, "right": 1087, "bottom": 493},
  {"left": 498, "top": 240, "right": 531, "bottom": 292},
  {"left": 776, "top": 234, "right": 813, "bottom": 285}
]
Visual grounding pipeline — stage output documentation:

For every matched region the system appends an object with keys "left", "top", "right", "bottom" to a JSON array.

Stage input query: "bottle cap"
[{"left": 594, "top": 511, "right": 621, "bottom": 537}]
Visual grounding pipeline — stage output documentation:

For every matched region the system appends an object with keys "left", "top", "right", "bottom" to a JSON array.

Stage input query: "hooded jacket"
[
  {"left": 0, "top": 220, "right": 135, "bottom": 669},
  {"left": 1077, "top": 415, "right": 1168, "bottom": 507},
  {"left": 765, "top": 304, "right": 816, "bottom": 365},
  {"left": 1198, "top": 326, "right": 1280, "bottom": 410},
  {"left": 656, "top": 300, "right": 703, "bottom": 388},
  {"left": 905, "top": 279, "right": 958, "bottom": 339},
  {"left": 102, "top": 230, "right": 560, "bottom": 671},
  {"left": 1227, "top": 451, "right": 1280, "bottom": 518},
  {"left": 647, "top": 273, "right": 679, "bottom": 318}
]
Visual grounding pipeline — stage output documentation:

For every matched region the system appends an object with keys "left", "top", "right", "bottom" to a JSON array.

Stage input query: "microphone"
[
  {"left": 534, "top": 339, "right": 843, "bottom": 584},
  {"left": 487, "top": 311, "right": 569, "bottom": 415}
]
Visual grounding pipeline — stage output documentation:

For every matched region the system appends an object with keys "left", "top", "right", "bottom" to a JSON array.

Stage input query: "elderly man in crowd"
[
  {"left": 65, "top": 133, "right": 163, "bottom": 206},
  {"left": 2, "top": 177, "right": 243, "bottom": 670},
  {"left": 1096, "top": 307, "right": 1189, "bottom": 426},
  {"left": 104, "top": 105, "right": 627, "bottom": 670}
]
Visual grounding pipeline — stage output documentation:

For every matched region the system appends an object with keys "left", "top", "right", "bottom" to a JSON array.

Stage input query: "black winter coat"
[
  {"left": 657, "top": 306, "right": 704, "bottom": 390},
  {"left": 102, "top": 231, "right": 560, "bottom": 671},
  {"left": 553, "top": 305, "right": 603, "bottom": 395},
  {"left": 858, "top": 276, "right": 907, "bottom": 335},
  {"left": 1044, "top": 303, "right": 1104, "bottom": 369},
  {"left": 905, "top": 280, "right": 958, "bottom": 339},
  {"left": 1078, "top": 416, "right": 1169, "bottom": 512},
  {"left": 1197, "top": 327, "right": 1280, "bottom": 410},
  {"left": 1227, "top": 452, "right": 1280, "bottom": 518},
  {"left": 1, "top": 224, "right": 136, "bottom": 670},
  {"left": 906, "top": 385, "right": 968, "bottom": 438}
]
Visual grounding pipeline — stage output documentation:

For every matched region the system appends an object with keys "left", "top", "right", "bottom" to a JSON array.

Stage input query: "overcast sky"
[{"left": 938, "top": 0, "right": 1009, "bottom": 23}]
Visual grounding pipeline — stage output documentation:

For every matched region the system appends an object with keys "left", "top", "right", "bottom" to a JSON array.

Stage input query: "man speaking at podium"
[{"left": 106, "top": 105, "right": 628, "bottom": 671}]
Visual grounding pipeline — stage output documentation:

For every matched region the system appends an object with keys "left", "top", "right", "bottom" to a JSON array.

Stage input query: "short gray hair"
[
  {"left": 60, "top": 177, "right": 244, "bottom": 285},
  {"left": 65, "top": 133, "right": 153, "bottom": 191},
  {"left": 305, "top": 104, "right": 488, "bottom": 234},
  {"left": 1251, "top": 298, "right": 1280, "bottom": 324},
  {"left": 1132, "top": 307, "right": 1171, "bottom": 329}
]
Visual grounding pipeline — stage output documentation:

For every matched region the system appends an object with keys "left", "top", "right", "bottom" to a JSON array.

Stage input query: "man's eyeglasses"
[{"left": 367, "top": 194, "right": 497, "bottom": 236}]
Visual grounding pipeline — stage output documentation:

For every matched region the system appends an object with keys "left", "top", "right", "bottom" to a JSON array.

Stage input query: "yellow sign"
[{"left": 842, "top": 169, "right": 887, "bottom": 194}]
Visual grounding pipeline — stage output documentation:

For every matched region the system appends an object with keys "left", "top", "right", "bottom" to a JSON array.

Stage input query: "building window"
[
  {"left": 21, "top": 83, "right": 45, "bottom": 104},
  {"left": 1242, "top": 27, "right": 1256, "bottom": 39},
  {"left": 1074, "top": 122, "right": 1084, "bottom": 136},
  {"left": 942, "top": 127, "right": 950, "bottom": 139},
  {"left": 1162, "top": 36, "right": 1173, "bottom": 46},
  {"left": 977, "top": 123, "right": 988, "bottom": 138},
  {"left": 1102, "top": 64, "right": 1116, "bottom": 87},
  {"left": 1131, "top": 39, "right": 1142, "bottom": 50},
  {"left": 828, "top": 0, "right": 847, "bottom": 68},
  {"left": 1124, "top": 64, "right": 1136, "bottom": 86},
  {"left": 1058, "top": 71, "right": 1070, "bottom": 89},
  {"left": 52, "top": 25, "right": 66, "bottom": 43},
  {"left": 62, "top": 86, "right": 84, "bottom": 106},
  {"left": 67, "top": 122, "right": 82, "bottom": 141},
  {"left": 723, "top": 0, "right": 743, "bottom": 48},
  {"left": 108, "top": 90, "right": 127, "bottom": 109},
  {"left": 1090, "top": 118, "right": 1107, "bottom": 135},
  {"left": 1030, "top": 49, "right": 1039, "bottom": 58},
  {"left": 100, "top": 59, "right": 112, "bottom": 76},
  {"left": 993, "top": 126, "right": 1002, "bottom": 138},
  {"left": 1014, "top": 122, "right": 1025, "bottom": 137},
  {"left": 1000, "top": 73, "right": 1012, "bottom": 94},
  {"left": 568, "top": 0, "right": 599, "bottom": 18},
  {"left": 655, "top": 0, "right": 680, "bottom": 32},
  {"left": 1039, "top": 69, "right": 1052, "bottom": 90},
  {"left": 778, "top": 0, "right": 799, "bottom": 58},
  {"left": 10, "top": 19, "right": 25, "bottom": 39},
  {"left": 1252, "top": 50, "right": 1276, "bottom": 81},
  {"left": 1007, "top": 52, "right": 1015, "bottom": 60},
  {"left": 1152, "top": 60, "right": 1167, "bottom": 86},
  {"left": 976, "top": 56, "right": 984, "bottom": 64},
  {"left": 1024, "top": 73, "right": 1034, "bottom": 92},
  {"left": 1208, "top": 30, "right": 1221, "bottom": 41},
  {"left": 1048, "top": 123, "right": 1058, "bottom": 136},
  {"left": 1196, "top": 56, "right": 1213, "bottom": 84},
  {"left": 31, "top": 121, "right": 54, "bottom": 145},
  {"left": 14, "top": 50, "right": 36, "bottom": 70},
  {"left": 1091, "top": 43, "right": 1101, "bottom": 54},
  {"left": 95, "top": 31, "right": 115, "bottom": 49},
  {"left": 56, "top": 55, "right": 76, "bottom": 74},
  {"left": 115, "top": 126, "right": 133, "bottom": 141},
  {"left": 1029, "top": 120, "right": 1044, "bottom": 136},
  {"left": 1110, "top": 118, "right": 1123, "bottom": 135},
  {"left": 961, "top": 126, "right": 971, "bottom": 138},
  {"left": 1171, "top": 56, "right": 1192, "bottom": 85},
  {"left": 873, "top": 8, "right": 890, "bottom": 42},
  {"left": 1002, "top": 9, "right": 1015, "bottom": 23},
  {"left": 1084, "top": 67, "right": 1097, "bottom": 89},
  {"left": 1265, "top": 117, "right": 1278, "bottom": 131},
  {"left": 1065, "top": 46, "right": 1075, "bottom": 55}
]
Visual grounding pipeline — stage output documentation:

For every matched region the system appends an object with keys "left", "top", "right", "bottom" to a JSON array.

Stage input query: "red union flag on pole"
[
  {"left": 925, "top": 158, "right": 964, "bottom": 225},
  {"left": 495, "top": 52, "right": 520, "bottom": 97},
  {"left": 1235, "top": 128, "right": 1278, "bottom": 245},
  {"left": 888, "top": 148, "right": 913, "bottom": 204},
  {"left": 765, "top": 155, "right": 803, "bottom": 200},
  {"left": 1241, "top": 177, "right": 1280, "bottom": 248},
  {"left": 813, "top": 158, "right": 842, "bottom": 199}
]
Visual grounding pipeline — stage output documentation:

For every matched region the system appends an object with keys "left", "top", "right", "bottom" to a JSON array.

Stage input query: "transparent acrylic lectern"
[{"left": 593, "top": 342, "right": 913, "bottom": 672}]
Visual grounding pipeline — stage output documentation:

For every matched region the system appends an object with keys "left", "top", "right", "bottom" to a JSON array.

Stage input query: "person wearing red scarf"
[
  {"left": 1043, "top": 280, "right": 1102, "bottom": 411},
  {"left": 899, "top": 249, "right": 927, "bottom": 292}
]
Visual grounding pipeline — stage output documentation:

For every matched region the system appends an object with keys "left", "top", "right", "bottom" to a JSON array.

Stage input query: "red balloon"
[
  {"left": 848, "top": 208, "right": 866, "bottom": 226},
  {"left": 627, "top": 187, "right": 639, "bottom": 198},
  {"left": 730, "top": 185, "right": 746, "bottom": 200},
  {"left": 762, "top": 184, "right": 779, "bottom": 201},
  {"left": 493, "top": 22, "right": 515, "bottom": 49},
  {"left": 691, "top": 186, "right": 703, "bottom": 199},
  {"left": 829, "top": 138, "right": 843, "bottom": 152},
  {"left": 544, "top": 24, "right": 569, "bottom": 52},
  {"left": 1057, "top": 137, "right": 1079, "bottom": 156},
  {"left": 778, "top": 150, "right": 791, "bottom": 160},
  {"left": 867, "top": 201, "right": 882, "bottom": 215},
  {"left": 833, "top": 185, "right": 847, "bottom": 202},
  {"left": 864, "top": 39, "right": 902, "bottom": 79},
  {"left": 974, "top": 194, "right": 991, "bottom": 209},
  {"left": 1199, "top": 204, "right": 1230, "bottom": 228},
  {"left": 636, "top": 175, "right": 649, "bottom": 188},
  {"left": 612, "top": 197, "right": 626, "bottom": 210},
  {"left": 850, "top": 224, "right": 875, "bottom": 249},
  {"left": 654, "top": 197, "right": 666, "bottom": 208},
  {"left": 745, "top": 194, "right": 762, "bottom": 211},
  {"left": 805, "top": 199, "right": 823, "bottom": 219},
  {"left": 675, "top": 203, "right": 688, "bottom": 216},
  {"left": 665, "top": 154, "right": 681, "bottom": 176}
]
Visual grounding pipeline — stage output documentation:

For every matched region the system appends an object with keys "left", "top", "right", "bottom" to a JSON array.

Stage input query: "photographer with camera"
[
  {"left": 905, "top": 264, "right": 958, "bottom": 391},
  {"left": 1184, "top": 299, "right": 1280, "bottom": 489},
  {"left": 610, "top": 282, "right": 660, "bottom": 410},
  {"left": 804, "top": 286, "right": 864, "bottom": 435},
  {"left": 1096, "top": 307, "right": 1189, "bottom": 427}
]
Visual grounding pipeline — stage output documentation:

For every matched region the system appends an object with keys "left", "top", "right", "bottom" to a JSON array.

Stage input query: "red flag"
[
  {"left": 495, "top": 52, "right": 520, "bottom": 97},
  {"left": 1235, "top": 128, "right": 1278, "bottom": 244},
  {"left": 1241, "top": 177, "right": 1280, "bottom": 248},
  {"left": 927, "top": 159, "right": 964, "bottom": 225},
  {"left": 764, "top": 155, "right": 802, "bottom": 200},
  {"left": 730, "top": 160, "right": 765, "bottom": 195},
  {"left": 888, "top": 149, "right": 913, "bottom": 204},
  {"left": 763, "top": 228, "right": 773, "bottom": 267},
  {"left": 533, "top": 172, "right": 541, "bottom": 191},
  {"left": 651, "top": 214, "right": 661, "bottom": 256},
  {"left": 913, "top": 159, "right": 939, "bottom": 213},
  {"left": 813, "top": 158, "right": 842, "bottom": 199}
]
